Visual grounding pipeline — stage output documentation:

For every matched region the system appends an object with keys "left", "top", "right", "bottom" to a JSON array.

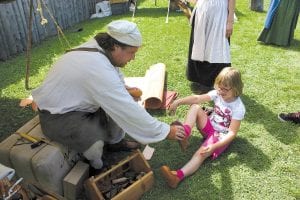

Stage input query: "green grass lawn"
[{"left": 0, "top": 0, "right": 299, "bottom": 199}]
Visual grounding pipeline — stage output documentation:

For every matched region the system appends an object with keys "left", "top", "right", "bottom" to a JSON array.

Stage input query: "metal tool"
[
  {"left": 0, "top": 177, "right": 23, "bottom": 200},
  {"left": 16, "top": 132, "right": 45, "bottom": 149}
]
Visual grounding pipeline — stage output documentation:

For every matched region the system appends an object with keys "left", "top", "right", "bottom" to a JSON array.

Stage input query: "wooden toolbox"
[{"left": 85, "top": 149, "right": 154, "bottom": 200}]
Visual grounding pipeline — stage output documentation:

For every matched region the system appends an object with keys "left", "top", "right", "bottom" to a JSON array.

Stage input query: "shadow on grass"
[
  {"left": 187, "top": 137, "right": 271, "bottom": 200},
  {"left": 242, "top": 95, "right": 298, "bottom": 145},
  {"left": 147, "top": 136, "right": 271, "bottom": 200},
  {"left": 0, "top": 97, "right": 36, "bottom": 141},
  {"left": 134, "top": 7, "right": 183, "bottom": 18},
  {"left": 235, "top": 8, "right": 247, "bottom": 19},
  {"left": 227, "top": 137, "right": 271, "bottom": 171},
  {"left": 256, "top": 39, "right": 300, "bottom": 52}
]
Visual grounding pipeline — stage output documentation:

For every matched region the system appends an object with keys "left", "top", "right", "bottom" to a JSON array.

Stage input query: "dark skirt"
[
  {"left": 186, "top": 13, "right": 231, "bottom": 88},
  {"left": 257, "top": 0, "right": 300, "bottom": 46}
]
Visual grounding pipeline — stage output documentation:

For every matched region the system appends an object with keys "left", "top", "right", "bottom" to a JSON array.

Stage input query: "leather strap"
[
  {"left": 66, "top": 47, "right": 111, "bottom": 63},
  {"left": 66, "top": 47, "right": 103, "bottom": 53}
]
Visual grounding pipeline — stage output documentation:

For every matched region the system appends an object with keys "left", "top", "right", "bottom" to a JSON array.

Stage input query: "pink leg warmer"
[
  {"left": 183, "top": 124, "right": 191, "bottom": 137},
  {"left": 176, "top": 169, "right": 185, "bottom": 180}
]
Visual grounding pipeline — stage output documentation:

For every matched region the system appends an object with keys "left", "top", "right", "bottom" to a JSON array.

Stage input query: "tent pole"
[
  {"left": 25, "top": 0, "right": 33, "bottom": 90},
  {"left": 166, "top": 0, "right": 171, "bottom": 23}
]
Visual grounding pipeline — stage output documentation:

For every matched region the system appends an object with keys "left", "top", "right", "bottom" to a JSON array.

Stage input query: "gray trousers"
[{"left": 38, "top": 108, "right": 124, "bottom": 168}]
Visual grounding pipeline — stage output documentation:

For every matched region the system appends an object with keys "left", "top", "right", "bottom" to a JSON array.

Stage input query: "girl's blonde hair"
[{"left": 214, "top": 67, "right": 243, "bottom": 97}]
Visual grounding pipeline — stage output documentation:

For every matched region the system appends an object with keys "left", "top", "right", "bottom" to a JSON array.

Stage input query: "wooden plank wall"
[{"left": 0, "top": 0, "right": 98, "bottom": 61}]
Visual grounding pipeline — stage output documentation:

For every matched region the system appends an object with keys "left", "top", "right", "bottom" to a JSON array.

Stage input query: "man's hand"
[
  {"left": 127, "top": 87, "right": 143, "bottom": 99},
  {"left": 167, "top": 124, "right": 186, "bottom": 140}
]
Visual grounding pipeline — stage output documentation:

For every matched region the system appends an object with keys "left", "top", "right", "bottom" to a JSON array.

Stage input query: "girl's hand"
[
  {"left": 199, "top": 144, "right": 214, "bottom": 157},
  {"left": 168, "top": 100, "right": 179, "bottom": 115}
]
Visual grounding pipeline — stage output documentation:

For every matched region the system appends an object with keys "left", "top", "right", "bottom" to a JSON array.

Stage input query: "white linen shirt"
[{"left": 32, "top": 39, "right": 170, "bottom": 144}]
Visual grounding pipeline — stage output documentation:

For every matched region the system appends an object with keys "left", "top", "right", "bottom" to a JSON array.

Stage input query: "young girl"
[{"left": 161, "top": 67, "right": 245, "bottom": 188}]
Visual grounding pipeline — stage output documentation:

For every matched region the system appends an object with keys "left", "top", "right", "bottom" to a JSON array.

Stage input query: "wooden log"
[
  {"left": 52, "top": 0, "right": 60, "bottom": 29},
  {"left": 83, "top": 0, "right": 90, "bottom": 19},
  {"left": 69, "top": 0, "right": 74, "bottom": 25},
  {"left": 88, "top": 0, "right": 97, "bottom": 15},
  {"left": 60, "top": 0, "right": 67, "bottom": 29},
  {"left": 31, "top": 0, "right": 42, "bottom": 43},
  {"left": 0, "top": 0, "right": 15, "bottom": 3},
  {"left": 25, "top": 0, "right": 33, "bottom": 89},
  {"left": 20, "top": 0, "right": 29, "bottom": 34},
  {"left": 0, "top": 6, "right": 10, "bottom": 60},
  {"left": 46, "top": 0, "right": 59, "bottom": 37},
  {"left": 66, "top": 0, "right": 72, "bottom": 27},
  {"left": 62, "top": 0, "right": 69, "bottom": 28},
  {"left": 21, "top": 0, "right": 38, "bottom": 44},
  {"left": 49, "top": 0, "right": 60, "bottom": 36},
  {"left": 75, "top": 0, "right": 81, "bottom": 22},
  {"left": 72, "top": 0, "right": 77, "bottom": 24},
  {"left": 35, "top": 0, "right": 46, "bottom": 41},
  {"left": 78, "top": 0, "right": 84, "bottom": 21},
  {"left": 46, "top": 0, "right": 56, "bottom": 36},
  {"left": 12, "top": 0, "right": 26, "bottom": 52},
  {"left": 3, "top": 3, "right": 18, "bottom": 55},
  {"left": 39, "top": 0, "right": 53, "bottom": 37},
  {"left": 70, "top": 0, "right": 75, "bottom": 25},
  {"left": 58, "top": 3, "right": 66, "bottom": 30},
  {"left": 16, "top": 0, "right": 28, "bottom": 51},
  {"left": 75, "top": 0, "right": 82, "bottom": 23}
]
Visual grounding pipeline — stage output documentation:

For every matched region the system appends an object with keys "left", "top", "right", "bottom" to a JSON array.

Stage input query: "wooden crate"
[
  {"left": 85, "top": 150, "right": 154, "bottom": 200},
  {"left": 63, "top": 161, "right": 89, "bottom": 200}
]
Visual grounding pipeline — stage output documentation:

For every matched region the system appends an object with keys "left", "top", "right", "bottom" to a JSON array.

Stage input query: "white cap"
[{"left": 107, "top": 20, "right": 142, "bottom": 47}]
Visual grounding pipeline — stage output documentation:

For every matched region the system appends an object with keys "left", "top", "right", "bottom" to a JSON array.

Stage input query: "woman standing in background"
[
  {"left": 186, "top": 0, "right": 235, "bottom": 91},
  {"left": 258, "top": 0, "right": 300, "bottom": 46}
]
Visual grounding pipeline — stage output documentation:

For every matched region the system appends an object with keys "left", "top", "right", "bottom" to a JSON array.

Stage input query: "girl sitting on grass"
[{"left": 161, "top": 67, "right": 246, "bottom": 188}]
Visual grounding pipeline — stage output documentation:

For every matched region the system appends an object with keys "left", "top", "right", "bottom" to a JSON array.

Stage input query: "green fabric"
[{"left": 257, "top": 0, "right": 300, "bottom": 46}]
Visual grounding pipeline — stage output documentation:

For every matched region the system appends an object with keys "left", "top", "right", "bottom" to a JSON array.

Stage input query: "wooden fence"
[{"left": 0, "top": 0, "right": 98, "bottom": 61}]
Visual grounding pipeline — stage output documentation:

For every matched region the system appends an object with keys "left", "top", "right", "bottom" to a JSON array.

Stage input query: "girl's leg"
[
  {"left": 180, "top": 128, "right": 217, "bottom": 177},
  {"left": 184, "top": 104, "right": 207, "bottom": 136},
  {"left": 177, "top": 104, "right": 208, "bottom": 151},
  {"left": 160, "top": 105, "right": 210, "bottom": 188},
  {"left": 160, "top": 145, "right": 211, "bottom": 188},
  {"left": 180, "top": 146, "right": 210, "bottom": 177},
  {"left": 161, "top": 117, "right": 214, "bottom": 187}
]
